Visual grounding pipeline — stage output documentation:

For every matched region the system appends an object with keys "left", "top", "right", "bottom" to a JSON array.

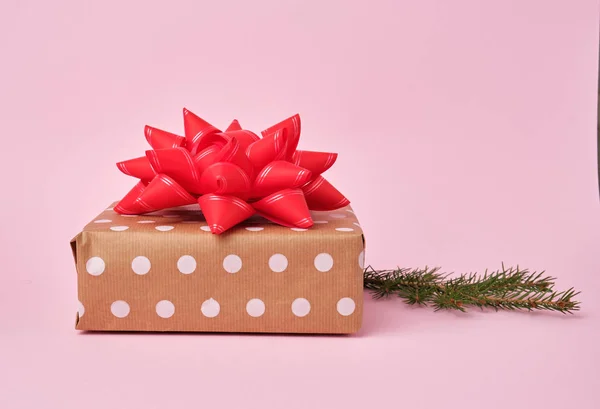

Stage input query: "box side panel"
[{"left": 76, "top": 205, "right": 364, "bottom": 334}]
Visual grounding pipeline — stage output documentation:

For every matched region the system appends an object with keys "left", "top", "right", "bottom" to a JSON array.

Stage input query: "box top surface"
[{"left": 81, "top": 203, "right": 363, "bottom": 238}]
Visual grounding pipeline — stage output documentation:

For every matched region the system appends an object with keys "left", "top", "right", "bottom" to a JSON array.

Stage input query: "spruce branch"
[{"left": 363, "top": 265, "right": 580, "bottom": 313}]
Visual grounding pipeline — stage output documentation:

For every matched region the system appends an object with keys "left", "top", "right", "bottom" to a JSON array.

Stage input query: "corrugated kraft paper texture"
[{"left": 71, "top": 203, "right": 365, "bottom": 334}]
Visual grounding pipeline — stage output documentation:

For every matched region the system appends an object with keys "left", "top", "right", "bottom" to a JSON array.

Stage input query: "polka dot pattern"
[
  {"left": 177, "top": 255, "right": 196, "bottom": 274},
  {"left": 111, "top": 300, "right": 130, "bottom": 318},
  {"left": 246, "top": 299, "right": 266, "bottom": 317},
  {"left": 86, "top": 257, "right": 105, "bottom": 276},
  {"left": 223, "top": 254, "right": 242, "bottom": 274},
  {"left": 201, "top": 298, "right": 220, "bottom": 318},
  {"left": 268, "top": 254, "right": 288, "bottom": 273},
  {"left": 337, "top": 297, "right": 356, "bottom": 316},
  {"left": 291, "top": 298, "right": 311, "bottom": 317},
  {"left": 156, "top": 300, "right": 175, "bottom": 318},
  {"left": 76, "top": 203, "right": 364, "bottom": 333},
  {"left": 131, "top": 256, "right": 151, "bottom": 275},
  {"left": 314, "top": 253, "right": 334, "bottom": 272}
]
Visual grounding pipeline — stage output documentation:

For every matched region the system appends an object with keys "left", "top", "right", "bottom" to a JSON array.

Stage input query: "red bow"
[{"left": 114, "top": 108, "right": 350, "bottom": 234}]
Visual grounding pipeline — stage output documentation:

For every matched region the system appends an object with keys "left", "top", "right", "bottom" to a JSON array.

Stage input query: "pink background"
[{"left": 1, "top": 0, "right": 599, "bottom": 408}]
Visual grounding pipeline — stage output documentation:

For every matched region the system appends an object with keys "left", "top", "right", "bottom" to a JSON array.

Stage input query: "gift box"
[
  {"left": 70, "top": 109, "right": 364, "bottom": 334},
  {"left": 70, "top": 204, "right": 365, "bottom": 333}
]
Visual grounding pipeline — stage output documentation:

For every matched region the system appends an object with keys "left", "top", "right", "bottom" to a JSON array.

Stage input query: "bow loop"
[
  {"left": 261, "top": 114, "right": 301, "bottom": 160},
  {"left": 193, "top": 145, "right": 221, "bottom": 174},
  {"left": 199, "top": 162, "right": 252, "bottom": 198},
  {"left": 198, "top": 194, "right": 255, "bottom": 234},
  {"left": 253, "top": 189, "right": 313, "bottom": 228},
  {"left": 145, "top": 126, "right": 185, "bottom": 150},
  {"left": 183, "top": 108, "right": 221, "bottom": 154},
  {"left": 252, "top": 161, "right": 312, "bottom": 198},
  {"left": 292, "top": 150, "right": 338, "bottom": 177},
  {"left": 114, "top": 181, "right": 148, "bottom": 214},
  {"left": 225, "top": 119, "right": 242, "bottom": 132},
  {"left": 221, "top": 130, "right": 260, "bottom": 150},
  {"left": 246, "top": 128, "right": 288, "bottom": 173},
  {"left": 146, "top": 148, "right": 203, "bottom": 194},
  {"left": 215, "top": 136, "right": 255, "bottom": 182},
  {"left": 136, "top": 174, "right": 197, "bottom": 213},
  {"left": 302, "top": 176, "right": 350, "bottom": 210},
  {"left": 117, "top": 156, "right": 156, "bottom": 181}
]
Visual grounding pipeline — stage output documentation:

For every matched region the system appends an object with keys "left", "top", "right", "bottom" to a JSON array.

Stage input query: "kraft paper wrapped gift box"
[{"left": 70, "top": 204, "right": 365, "bottom": 334}]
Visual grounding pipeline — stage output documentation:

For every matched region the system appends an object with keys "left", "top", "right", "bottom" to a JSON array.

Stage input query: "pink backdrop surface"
[{"left": 1, "top": 0, "right": 599, "bottom": 408}]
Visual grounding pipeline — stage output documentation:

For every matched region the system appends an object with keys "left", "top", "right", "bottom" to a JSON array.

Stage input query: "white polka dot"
[
  {"left": 358, "top": 251, "right": 365, "bottom": 269},
  {"left": 78, "top": 301, "right": 85, "bottom": 317},
  {"left": 94, "top": 219, "right": 112, "bottom": 223},
  {"left": 200, "top": 225, "right": 212, "bottom": 232},
  {"left": 353, "top": 222, "right": 361, "bottom": 228},
  {"left": 268, "top": 254, "right": 288, "bottom": 272},
  {"left": 155, "top": 300, "right": 175, "bottom": 318},
  {"left": 223, "top": 254, "right": 242, "bottom": 273},
  {"left": 335, "top": 227, "right": 354, "bottom": 232},
  {"left": 291, "top": 298, "right": 311, "bottom": 317},
  {"left": 131, "top": 256, "right": 151, "bottom": 275},
  {"left": 291, "top": 227, "right": 307, "bottom": 232},
  {"left": 347, "top": 209, "right": 354, "bottom": 213},
  {"left": 329, "top": 213, "right": 347, "bottom": 219},
  {"left": 106, "top": 207, "right": 114, "bottom": 211},
  {"left": 314, "top": 253, "right": 334, "bottom": 272},
  {"left": 245, "top": 226, "right": 264, "bottom": 231},
  {"left": 86, "top": 257, "right": 105, "bottom": 276},
  {"left": 201, "top": 298, "right": 220, "bottom": 318},
  {"left": 122, "top": 215, "right": 138, "bottom": 217},
  {"left": 111, "top": 300, "right": 130, "bottom": 318},
  {"left": 177, "top": 255, "right": 196, "bottom": 274},
  {"left": 313, "top": 220, "right": 328, "bottom": 224},
  {"left": 155, "top": 225, "right": 174, "bottom": 231},
  {"left": 337, "top": 297, "right": 356, "bottom": 316},
  {"left": 110, "top": 225, "right": 129, "bottom": 231},
  {"left": 137, "top": 220, "right": 156, "bottom": 224},
  {"left": 246, "top": 298, "right": 265, "bottom": 317}
]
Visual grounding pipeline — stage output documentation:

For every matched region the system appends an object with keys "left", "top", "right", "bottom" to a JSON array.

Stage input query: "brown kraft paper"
[{"left": 70, "top": 203, "right": 365, "bottom": 334}]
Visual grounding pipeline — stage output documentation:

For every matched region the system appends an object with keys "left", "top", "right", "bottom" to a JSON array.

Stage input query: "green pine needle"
[{"left": 363, "top": 264, "right": 580, "bottom": 313}]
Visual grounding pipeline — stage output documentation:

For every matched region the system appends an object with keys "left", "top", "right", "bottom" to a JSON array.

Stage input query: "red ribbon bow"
[{"left": 114, "top": 108, "right": 350, "bottom": 234}]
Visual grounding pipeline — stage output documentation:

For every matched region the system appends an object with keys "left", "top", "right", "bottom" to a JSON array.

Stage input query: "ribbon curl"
[{"left": 114, "top": 108, "right": 350, "bottom": 234}]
